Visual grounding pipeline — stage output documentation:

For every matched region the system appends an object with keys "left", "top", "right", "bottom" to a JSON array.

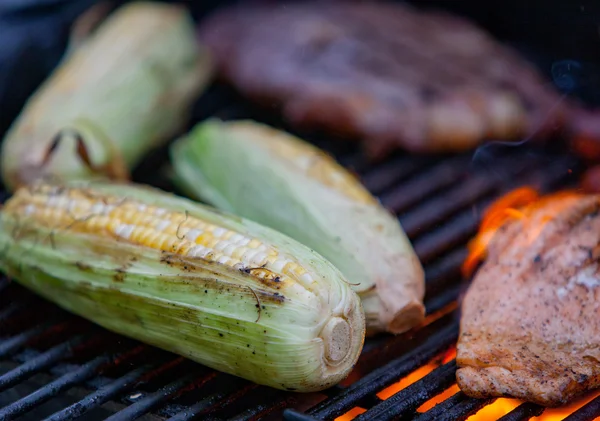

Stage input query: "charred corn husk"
[
  {"left": 0, "top": 181, "right": 365, "bottom": 391},
  {"left": 1, "top": 2, "right": 212, "bottom": 191},
  {"left": 170, "top": 120, "right": 425, "bottom": 335}
]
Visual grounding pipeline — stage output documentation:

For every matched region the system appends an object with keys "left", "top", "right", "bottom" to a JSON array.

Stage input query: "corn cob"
[
  {"left": 1, "top": 2, "right": 212, "bottom": 191},
  {"left": 170, "top": 119, "right": 425, "bottom": 335},
  {"left": 0, "top": 181, "right": 365, "bottom": 391}
]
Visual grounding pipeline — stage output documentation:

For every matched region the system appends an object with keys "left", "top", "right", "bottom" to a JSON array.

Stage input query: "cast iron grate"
[{"left": 0, "top": 84, "right": 598, "bottom": 421}]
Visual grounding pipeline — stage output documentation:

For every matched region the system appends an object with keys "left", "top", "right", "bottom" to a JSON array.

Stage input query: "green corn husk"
[
  {"left": 0, "top": 180, "right": 365, "bottom": 391},
  {"left": 170, "top": 119, "right": 426, "bottom": 335},
  {"left": 1, "top": 1, "right": 212, "bottom": 191}
]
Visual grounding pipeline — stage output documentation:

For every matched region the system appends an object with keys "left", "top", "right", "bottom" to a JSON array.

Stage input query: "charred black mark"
[
  {"left": 75, "top": 261, "right": 92, "bottom": 271},
  {"left": 41, "top": 129, "right": 109, "bottom": 178},
  {"left": 78, "top": 280, "right": 92, "bottom": 289},
  {"left": 175, "top": 211, "right": 189, "bottom": 240},
  {"left": 160, "top": 253, "right": 191, "bottom": 272},
  {"left": 256, "top": 290, "right": 285, "bottom": 305},
  {"left": 248, "top": 286, "right": 262, "bottom": 322},
  {"left": 46, "top": 230, "right": 56, "bottom": 250},
  {"left": 240, "top": 266, "right": 284, "bottom": 288},
  {"left": 40, "top": 133, "right": 63, "bottom": 167},
  {"left": 113, "top": 268, "right": 126, "bottom": 282}
]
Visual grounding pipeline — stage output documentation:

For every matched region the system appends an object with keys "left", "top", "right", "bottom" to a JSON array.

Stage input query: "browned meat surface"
[
  {"left": 457, "top": 192, "right": 600, "bottom": 406},
  {"left": 198, "top": 1, "right": 575, "bottom": 158}
]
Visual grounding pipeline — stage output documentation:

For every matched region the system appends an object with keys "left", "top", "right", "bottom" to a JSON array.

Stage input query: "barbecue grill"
[{"left": 2, "top": 1, "right": 600, "bottom": 420}]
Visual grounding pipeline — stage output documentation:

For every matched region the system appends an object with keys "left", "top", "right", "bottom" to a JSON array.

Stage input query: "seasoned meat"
[
  {"left": 456, "top": 192, "right": 600, "bottom": 406},
  {"left": 198, "top": 1, "right": 573, "bottom": 158}
]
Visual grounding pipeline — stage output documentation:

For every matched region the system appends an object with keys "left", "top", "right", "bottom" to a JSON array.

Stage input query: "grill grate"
[{"left": 1, "top": 84, "right": 598, "bottom": 421}]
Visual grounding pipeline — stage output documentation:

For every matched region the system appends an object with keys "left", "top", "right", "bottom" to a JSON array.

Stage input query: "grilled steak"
[
  {"left": 198, "top": 1, "right": 574, "bottom": 158},
  {"left": 456, "top": 192, "right": 600, "bottom": 406}
]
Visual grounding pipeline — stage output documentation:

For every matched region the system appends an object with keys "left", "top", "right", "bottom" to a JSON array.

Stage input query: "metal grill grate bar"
[
  {"left": 399, "top": 152, "right": 538, "bottom": 238},
  {"left": 165, "top": 379, "right": 253, "bottom": 421},
  {"left": 0, "top": 335, "right": 86, "bottom": 392},
  {"left": 354, "top": 360, "right": 457, "bottom": 421},
  {"left": 361, "top": 156, "right": 430, "bottom": 195},
  {"left": 563, "top": 396, "right": 600, "bottom": 421},
  {"left": 227, "top": 390, "right": 296, "bottom": 421},
  {"left": 497, "top": 402, "right": 544, "bottom": 421},
  {"left": 0, "top": 324, "right": 52, "bottom": 359},
  {"left": 44, "top": 366, "right": 152, "bottom": 421},
  {"left": 0, "top": 354, "right": 111, "bottom": 420},
  {"left": 305, "top": 319, "right": 458, "bottom": 420},
  {"left": 412, "top": 392, "right": 494, "bottom": 421},
  {"left": 380, "top": 156, "right": 471, "bottom": 213},
  {"left": 104, "top": 373, "right": 202, "bottom": 421}
]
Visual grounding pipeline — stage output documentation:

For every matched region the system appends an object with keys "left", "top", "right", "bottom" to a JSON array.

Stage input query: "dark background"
[{"left": 1, "top": 0, "right": 600, "bottom": 140}]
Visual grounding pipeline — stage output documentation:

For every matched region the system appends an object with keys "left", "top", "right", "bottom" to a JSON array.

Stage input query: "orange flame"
[
  {"left": 462, "top": 186, "right": 586, "bottom": 278},
  {"left": 462, "top": 186, "right": 540, "bottom": 278}
]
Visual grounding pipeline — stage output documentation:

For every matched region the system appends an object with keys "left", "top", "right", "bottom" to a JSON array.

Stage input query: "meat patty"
[
  {"left": 198, "top": 1, "right": 573, "bottom": 158},
  {"left": 457, "top": 192, "right": 600, "bottom": 406}
]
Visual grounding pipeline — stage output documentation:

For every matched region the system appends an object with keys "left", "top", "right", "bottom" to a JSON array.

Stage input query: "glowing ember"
[
  {"left": 334, "top": 407, "right": 366, "bottom": 421},
  {"left": 418, "top": 384, "right": 461, "bottom": 412},
  {"left": 466, "top": 398, "right": 521, "bottom": 420},
  {"left": 377, "top": 362, "right": 438, "bottom": 400},
  {"left": 378, "top": 348, "right": 457, "bottom": 400}
]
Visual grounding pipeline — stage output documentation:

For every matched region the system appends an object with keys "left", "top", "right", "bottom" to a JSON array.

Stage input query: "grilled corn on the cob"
[
  {"left": 0, "top": 181, "right": 365, "bottom": 391},
  {"left": 1, "top": 2, "right": 212, "bottom": 191},
  {"left": 170, "top": 119, "right": 425, "bottom": 335}
]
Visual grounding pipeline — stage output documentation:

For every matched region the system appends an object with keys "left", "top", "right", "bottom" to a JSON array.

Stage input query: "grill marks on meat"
[
  {"left": 198, "top": 2, "right": 570, "bottom": 158},
  {"left": 457, "top": 193, "right": 600, "bottom": 406}
]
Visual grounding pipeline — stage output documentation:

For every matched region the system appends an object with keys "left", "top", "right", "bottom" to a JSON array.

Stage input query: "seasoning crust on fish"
[{"left": 457, "top": 192, "right": 600, "bottom": 406}]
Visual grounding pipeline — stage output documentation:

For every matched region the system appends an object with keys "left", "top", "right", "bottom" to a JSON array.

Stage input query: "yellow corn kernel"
[{"left": 7, "top": 184, "right": 315, "bottom": 284}]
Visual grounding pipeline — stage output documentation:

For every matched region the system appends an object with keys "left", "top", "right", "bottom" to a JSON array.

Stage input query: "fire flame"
[
  {"left": 462, "top": 186, "right": 584, "bottom": 278},
  {"left": 462, "top": 186, "right": 539, "bottom": 278}
]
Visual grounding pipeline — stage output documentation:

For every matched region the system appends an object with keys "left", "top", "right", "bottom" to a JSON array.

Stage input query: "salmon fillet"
[
  {"left": 198, "top": 2, "right": 573, "bottom": 159},
  {"left": 457, "top": 192, "right": 600, "bottom": 406}
]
